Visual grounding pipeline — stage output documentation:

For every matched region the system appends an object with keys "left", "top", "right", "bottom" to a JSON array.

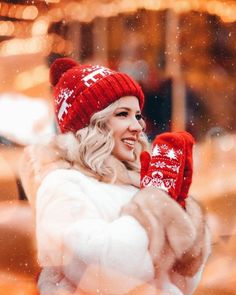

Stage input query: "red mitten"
[
  {"left": 140, "top": 132, "right": 192, "bottom": 206},
  {"left": 140, "top": 151, "right": 151, "bottom": 180},
  {"left": 176, "top": 132, "right": 195, "bottom": 207}
]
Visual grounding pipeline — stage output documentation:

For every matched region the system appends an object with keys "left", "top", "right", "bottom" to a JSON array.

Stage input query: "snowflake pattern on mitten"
[
  {"left": 142, "top": 144, "right": 184, "bottom": 194},
  {"left": 140, "top": 132, "right": 187, "bottom": 202}
]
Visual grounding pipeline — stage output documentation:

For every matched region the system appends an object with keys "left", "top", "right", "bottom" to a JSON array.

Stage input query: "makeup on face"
[{"left": 108, "top": 96, "right": 144, "bottom": 162}]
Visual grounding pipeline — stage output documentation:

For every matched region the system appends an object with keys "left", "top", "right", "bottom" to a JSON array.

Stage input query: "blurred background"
[{"left": 0, "top": 0, "right": 236, "bottom": 294}]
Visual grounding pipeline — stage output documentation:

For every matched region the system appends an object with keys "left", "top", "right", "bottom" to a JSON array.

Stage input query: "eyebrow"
[{"left": 115, "top": 107, "right": 141, "bottom": 113}]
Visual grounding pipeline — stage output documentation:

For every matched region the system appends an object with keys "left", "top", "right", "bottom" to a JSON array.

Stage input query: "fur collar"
[{"left": 20, "top": 132, "right": 140, "bottom": 208}]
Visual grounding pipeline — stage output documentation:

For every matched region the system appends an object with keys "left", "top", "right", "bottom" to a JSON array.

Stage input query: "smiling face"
[{"left": 107, "top": 96, "right": 144, "bottom": 162}]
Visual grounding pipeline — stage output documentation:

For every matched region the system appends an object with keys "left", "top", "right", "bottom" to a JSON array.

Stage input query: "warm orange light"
[
  {"left": 15, "top": 65, "right": 49, "bottom": 90},
  {"left": 0, "top": 21, "right": 14, "bottom": 36},
  {"left": 60, "top": 0, "right": 236, "bottom": 23},
  {"left": 8, "top": 4, "right": 18, "bottom": 18},
  {"left": 15, "top": 5, "right": 25, "bottom": 19},
  {"left": 172, "top": 0, "right": 192, "bottom": 13},
  {"left": 48, "top": 8, "right": 64, "bottom": 22},
  {"left": 99, "top": 3, "right": 116, "bottom": 18},
  {"left": 144, "top": 0, "right": 162, "bottom": 11},
  {"left": 46, "top": 0, "right": 61, "bottom": 3},
  {"left": 205, "top": 1, "right": 236, "bottom": 23},
  {"left": 0, "top": 36, "right": 52, "bottom": 57},
  {"left": 22, "top": 5, "right": 38, "bottom": 20},
  {"left": 32, "top": 17, "right": 49, "bottom": 36},
  {"left": 50, "top": 33, "right": 72, "bottom": 55},
  {"left": 0, "top": 2, "right": 9, "bottom": 16},
  {"left": 64, "top": 2, "right": 81, "bottom": 20},
  {"left": 0, "top": 22, "right": 9, "bottom": 36}
]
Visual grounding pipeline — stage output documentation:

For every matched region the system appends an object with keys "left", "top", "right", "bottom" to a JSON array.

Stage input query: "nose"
[{"left": 129, "top": 117, "right": 143, "bottom": 133}]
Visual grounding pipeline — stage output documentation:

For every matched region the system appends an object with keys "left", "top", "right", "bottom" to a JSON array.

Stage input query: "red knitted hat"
[{"left": 50, "top": 58, "right": 145, "bottom": 133}]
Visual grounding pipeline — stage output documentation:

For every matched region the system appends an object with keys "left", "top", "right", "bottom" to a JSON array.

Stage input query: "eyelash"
[
  {"left": 135, "top": 114, "right": 143, "bottom": 121},
  {"left": 116, "top": 112, "right": 143, "bottom": 121}
]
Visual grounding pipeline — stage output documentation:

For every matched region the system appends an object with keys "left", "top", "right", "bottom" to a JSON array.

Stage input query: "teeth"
[{"left": 123, "top": 139, "right": 135, "bottom": 146}]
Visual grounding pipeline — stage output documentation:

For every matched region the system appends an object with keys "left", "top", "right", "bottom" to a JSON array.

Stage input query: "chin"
[
  {"left": 113, "top": 151, "right": 135, "bottom": 162},
  {"left": 121, "top": 153, "right": 136, "bottom": 162}
]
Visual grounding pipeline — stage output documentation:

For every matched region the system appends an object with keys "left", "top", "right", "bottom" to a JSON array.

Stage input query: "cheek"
[
  {"left": 113, "top": 132, "right": 121, "bottom": 147},
  {"left": 110, "top": 121, "right": 127, "bottom": 137},
  {"left": 112, "top": 131, "right": 123, "bottom": 149}
]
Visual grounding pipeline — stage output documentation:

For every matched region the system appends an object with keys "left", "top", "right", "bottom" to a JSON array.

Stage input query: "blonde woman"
[{"left": 20, "top": 58, "right": 210, "bottom": 295}]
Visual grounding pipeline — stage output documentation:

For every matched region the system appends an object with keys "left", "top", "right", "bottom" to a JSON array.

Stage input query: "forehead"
[{"left": 116, "top": 96, "right": 140, "bottom": 110}]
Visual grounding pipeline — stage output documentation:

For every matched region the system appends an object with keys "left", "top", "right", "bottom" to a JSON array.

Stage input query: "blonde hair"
[{"left": 66, "top": 99, "right": 149, "bottom": 183}]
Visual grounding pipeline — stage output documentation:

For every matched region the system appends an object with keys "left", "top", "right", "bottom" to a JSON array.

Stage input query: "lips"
[{"left": 122, "top": 138, "right": 136, "bottom": 148}]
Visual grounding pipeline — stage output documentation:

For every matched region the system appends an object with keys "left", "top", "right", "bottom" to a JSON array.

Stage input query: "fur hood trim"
[{"left": 20, "top": 133, "right": 140, "bottom": 207}]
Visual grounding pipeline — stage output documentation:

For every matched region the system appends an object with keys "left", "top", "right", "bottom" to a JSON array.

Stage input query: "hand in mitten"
[
  {"left": 140, "top": 132, "right": 185, "bottom": 201},
  {"left": 176, "top": 132, "right": 195, "bottom": 207},
  {"left": 140, "top": 132, "right": 194, "bottom": 208}
]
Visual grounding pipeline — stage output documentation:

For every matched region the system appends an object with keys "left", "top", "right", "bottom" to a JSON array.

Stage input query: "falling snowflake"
[{"left": 165, "top": 148, "right": 177, "bottom": 160}]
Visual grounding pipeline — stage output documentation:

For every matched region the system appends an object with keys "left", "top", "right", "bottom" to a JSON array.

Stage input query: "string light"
[
  {"left": 0, "top": 36, "right": 52, "bottom": 57},
  {"left": 1, "top": 0, "right": 236, "bottom": 23},
  {"left": 47, "top": 8, "right": 64, "bottom": 22},
  {"left": 59, "top": 0, "right": 236, "bottom": 23},
  {"left": 64, "top": 2, "right": 86, "bottom": 21},
  {"left": 32, "top": 17, "right": 49, "bottom": 36},
  {"left": 0, "top": 2, "right": 38, "bottom": 20},
  {"left": 15, "top": 6, "right": 25, "bottom": 19},
  {"left": 22, "top": 5, "right": 38, "bottom": 20},
  {"left": 0, "top": 0, "right": 235, "bottom": 58},
  {"left": 0, "top": 2, "right": 9, "bottom": 17},
  {"left": 0, "top": 21, "right": 15, "bottom": 36},
  {"left": 0, "top": 33, "right": 72, "bottom": 57},
  {"left": 44, "top": 0, "right": 61, "bottom": 3}
]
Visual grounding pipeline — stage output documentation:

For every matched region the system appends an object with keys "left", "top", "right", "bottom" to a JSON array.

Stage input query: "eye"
[
  {"left": 135, "top": 113, "right": 144, "bottom": 121},
  {"left": 116, "top": 111, "right": 128, "bottom": 117}
]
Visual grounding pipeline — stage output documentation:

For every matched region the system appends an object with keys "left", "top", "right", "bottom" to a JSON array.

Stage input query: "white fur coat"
[{"left": 20, "top": 133, "right": 211, "bottom": 295}]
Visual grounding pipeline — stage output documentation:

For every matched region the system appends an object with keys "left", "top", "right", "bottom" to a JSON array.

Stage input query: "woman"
[{"left": 20, "top": 58, "right": 211, "bottom": 295}]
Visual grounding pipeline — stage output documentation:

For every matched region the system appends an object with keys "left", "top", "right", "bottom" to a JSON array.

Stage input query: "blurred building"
[
  {"left": 0, "top": 1, "right": 236, "bottom": 139},
  {"left": 0, "top": 1, "right": 236, "bottom": 294}
]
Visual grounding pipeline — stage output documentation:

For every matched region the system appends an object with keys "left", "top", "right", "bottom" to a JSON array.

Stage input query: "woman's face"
[{"left": 107, "top": 96, "right": 144, "bottom": 162}]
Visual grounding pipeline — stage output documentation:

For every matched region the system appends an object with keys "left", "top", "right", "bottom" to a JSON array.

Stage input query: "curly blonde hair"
[{"left": 56, "top": 99, "right": 149, "bottom": 183}]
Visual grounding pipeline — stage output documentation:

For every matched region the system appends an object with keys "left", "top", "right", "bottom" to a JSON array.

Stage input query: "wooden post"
[
  {"left": 93, "top": 18, "right": 108, "bottom": 65},
  {"left": 68, "top": 21, "right": 81, "bottom": 61},
  {"left": 165, "top": 9, "right": 186, "bottom": 131}
]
